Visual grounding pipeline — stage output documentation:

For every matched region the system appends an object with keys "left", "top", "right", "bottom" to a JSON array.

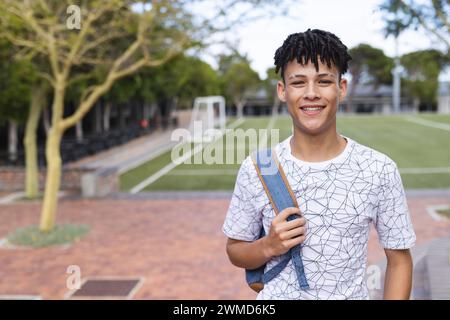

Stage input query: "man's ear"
[
  {"left": 339, "top": 78, "right": 348, "bottom": 100},
  {"left": 277, "top": 80, "right": 286, "bottom": 102}
]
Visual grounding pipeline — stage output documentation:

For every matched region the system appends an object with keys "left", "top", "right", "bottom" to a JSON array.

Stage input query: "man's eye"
[
  {"left": 319, "top": 80, "right": 333, "bottom": 84},
  {"left": 291, "top": 81, "right": 305, "bottom": 85}
]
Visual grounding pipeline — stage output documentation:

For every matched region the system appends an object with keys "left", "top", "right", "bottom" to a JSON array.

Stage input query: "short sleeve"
[
  {"left": 374, "top": 159, "right": 416, "bottom": 249},
  {"left": 222, "top": 156, "right": 262, "bottom": 241}
]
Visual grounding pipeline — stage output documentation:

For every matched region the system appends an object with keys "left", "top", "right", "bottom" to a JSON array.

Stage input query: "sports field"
[{"left": 120, "top": 114, "right": 450, "bottom": 191}]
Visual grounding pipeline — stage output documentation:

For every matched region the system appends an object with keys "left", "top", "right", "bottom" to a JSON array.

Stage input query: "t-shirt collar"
[{"left": 279, "top": 134, "right": 354, "bottom": 168}]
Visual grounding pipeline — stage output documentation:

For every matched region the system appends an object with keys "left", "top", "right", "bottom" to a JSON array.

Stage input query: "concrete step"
[
  {"left": 368, "top": 241, "right": 432, "bottom": 300},
  {"left": 426, "top": 236, "right": 450, "bottom": 300},
  {"left": 411, "top": 250, "right": 431, "bottom": 299}
]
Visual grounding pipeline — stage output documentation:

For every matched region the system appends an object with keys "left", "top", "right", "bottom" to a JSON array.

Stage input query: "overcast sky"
[{"left": 197, "top": 0, "right": 449, "bottom": 81}]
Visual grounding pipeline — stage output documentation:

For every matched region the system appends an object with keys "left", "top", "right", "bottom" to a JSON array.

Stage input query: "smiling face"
[{"left": 277, "top": 59, "right": 347, "bottom": 136}]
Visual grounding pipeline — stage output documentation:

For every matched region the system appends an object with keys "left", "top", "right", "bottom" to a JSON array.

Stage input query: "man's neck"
[{"left": 290, "top": 127, "right": 347, "bottom": 163}]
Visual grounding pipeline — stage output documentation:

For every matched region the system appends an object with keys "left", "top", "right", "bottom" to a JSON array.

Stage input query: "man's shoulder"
[
  {"left": 236, "top": 154, "right": 260, "bottom": 182},
  {"left": 349, "top": 138, "right": 397, "bottom": 168}
]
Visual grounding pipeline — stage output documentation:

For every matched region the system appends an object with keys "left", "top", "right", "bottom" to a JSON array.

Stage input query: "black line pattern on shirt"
[{"left": 223, "top": 136, "right": 416, "bottom": 300}]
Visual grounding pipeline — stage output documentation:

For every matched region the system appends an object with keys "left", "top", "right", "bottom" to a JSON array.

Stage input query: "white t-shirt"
[{"left": 222, "top": 134, "right": 416, "bottom": 300}]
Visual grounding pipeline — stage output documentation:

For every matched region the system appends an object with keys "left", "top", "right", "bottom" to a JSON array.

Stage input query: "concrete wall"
[{"left": 0, "top": 166, "right": 119, "bottom": 197}]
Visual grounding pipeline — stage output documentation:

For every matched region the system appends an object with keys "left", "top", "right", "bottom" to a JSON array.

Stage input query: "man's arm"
[
  {"left": 383, "top": 248, "right": 413, "bottom": 300},
  {"left": 226, "top": 207, "right": 306, "bottom": 269},
  {"left": 226, "top": 237, "right": 273, "bottom": 270}
]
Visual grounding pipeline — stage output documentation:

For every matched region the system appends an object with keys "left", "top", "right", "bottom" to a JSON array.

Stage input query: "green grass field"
[{"left": 120, "top": 114, "right": 450, "bottom": 191}]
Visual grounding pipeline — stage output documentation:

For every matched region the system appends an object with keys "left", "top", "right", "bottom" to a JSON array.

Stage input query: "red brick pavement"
[{"left": 0, "top": 196, "right": 449, "bottom": 299}]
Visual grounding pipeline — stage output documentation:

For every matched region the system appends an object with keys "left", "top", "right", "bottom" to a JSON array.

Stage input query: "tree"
[
  {"left": 347, "top": 44, "right": 394, "bottom": 112},
  {"left": 0, "top": 0, "right": 295, "bottom": 233},
  {"left": 0, "top": 38, "right": 36, "bottom": 164},
  {"left": 0, "top": 1, "right": 194, "bottom": 232},
  {"left": 174, "top": 56, "right": 220, "bottom": 109},
  {"left": 137, "top": 54, "right": 220, "bottom": 112},
  {"left": 263, "top": 67, "right": 281, "bottom": 114},
  {"left": 0, "top": 17, "right": 51, "bottom": 199},
  {"left": 401, "top": 49, "right": 449, "bottom": 111},
  {"left": 379, "top": 0, "right": 450, "bottom": 53},
  {"left": 219, "top": 53, "right": 260, "bottom": 117}
]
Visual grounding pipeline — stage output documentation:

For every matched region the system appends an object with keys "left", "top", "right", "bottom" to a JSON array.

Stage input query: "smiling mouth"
[{"left": 300, "top": 105, "right": 325, "bottom": 116}]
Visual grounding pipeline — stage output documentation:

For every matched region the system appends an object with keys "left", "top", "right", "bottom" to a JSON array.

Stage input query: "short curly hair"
[{"left": 274, "top": 29, "right": 352, "bottom": 81}]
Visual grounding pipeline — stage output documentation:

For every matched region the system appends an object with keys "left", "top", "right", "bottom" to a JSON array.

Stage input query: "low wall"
[{"left": 0, "top": 166, "right": 119, "bottom": 197}]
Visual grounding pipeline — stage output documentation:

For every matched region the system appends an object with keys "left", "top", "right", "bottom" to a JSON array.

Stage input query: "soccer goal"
[{"left": 189, "top": 96, "right": 226, "bottom": 142}]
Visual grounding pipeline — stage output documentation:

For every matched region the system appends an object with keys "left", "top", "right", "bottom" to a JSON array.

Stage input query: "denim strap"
[{"left": 252, "top": 148, "right": 310, "bottom": 290}]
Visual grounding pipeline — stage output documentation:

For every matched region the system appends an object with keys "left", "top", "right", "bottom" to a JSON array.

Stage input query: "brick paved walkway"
[{"left": 0, "top": 194, "right": 449, "bottom": 299}]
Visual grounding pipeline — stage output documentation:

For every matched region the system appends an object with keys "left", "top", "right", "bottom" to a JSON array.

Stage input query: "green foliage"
[
  {"left": 401, "top": 49, "right": 449, "bottom": 105},
  {"left": 264, "top": 67, "right": 280, "bottom": 103},
  {"left": 118, "top": 54, "right": 220, "bottom": 109},
  {"left": 217, "top": 51, "right": 251, "bottom": 76},
  {"left": 379, "top": 0, "right": 415, "bottom": 37},
  {"left": 436, "top": 208, "right": 450, "bottom": 219},
  {"left": 0, "top": 38, "right": 37, "bottom": 124},
  {"left": 349, "top": 44, "right": 394, "bottom": 86},
  {"left": 220, "top": 56, "right": 260, "bottom": 104},
  {"left": 7, "top": 223, "right": 89, "bottom": 248}
]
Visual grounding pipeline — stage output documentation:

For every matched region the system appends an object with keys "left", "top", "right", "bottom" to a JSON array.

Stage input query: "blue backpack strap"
[{"left": 246, "top": 148, "right": 309, "bottom": 291}]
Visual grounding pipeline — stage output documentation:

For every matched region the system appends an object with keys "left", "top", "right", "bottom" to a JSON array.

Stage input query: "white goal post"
[{"left": 189, "top": 96, "right": 226, "bottom": 142}]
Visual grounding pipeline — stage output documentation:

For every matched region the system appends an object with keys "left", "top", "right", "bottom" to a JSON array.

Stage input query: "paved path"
[
  {"left": 0, "top": 193, "right": 449, "bottom": 299},
  {"left": 66, "top": 110, "right": 192, "bottom": 173}
]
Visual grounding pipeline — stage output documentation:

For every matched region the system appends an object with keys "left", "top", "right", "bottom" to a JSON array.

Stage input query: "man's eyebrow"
[
  {"left": 287, "top": 73, "right": 336, "bottom": 79},
  {"left": 318, "top": 73, "right": 336, "bottom": 78}
]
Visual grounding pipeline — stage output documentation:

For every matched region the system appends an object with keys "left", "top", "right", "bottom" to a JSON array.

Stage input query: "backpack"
[{"left": 245, "top": 148, "right": 310, "bottom": 293}]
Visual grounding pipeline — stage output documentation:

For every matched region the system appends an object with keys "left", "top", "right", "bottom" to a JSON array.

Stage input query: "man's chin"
[{"left": 294, "top": 121, "right": 327, "bottom": 136}]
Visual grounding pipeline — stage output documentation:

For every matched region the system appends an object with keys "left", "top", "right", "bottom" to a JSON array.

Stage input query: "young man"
[{"left": 222, "top": 29, "right": 416, "bottom": 300}]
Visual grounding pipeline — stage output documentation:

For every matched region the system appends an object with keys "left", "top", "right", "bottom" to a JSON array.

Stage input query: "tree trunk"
[
  {"left": 272, "top": 96, "right": 280, "bottom": 116},
  {"left": 95, "top": 103, "right": 102, "bottom": 133},
  {"left": 235, "top": 100, "right": 246, "bottom": 118},
  {"left": 8, "top": 120, "right": 18, "bottom": 162},
  {"left": 119, "top": 104, "right": 126, "bottom": 129},
  {"left": 24, "top": 84, "right": 46, "bottom": 199},
  {"left": 346, "top": 77, "right": 359, "bottom": 113},
  {"left": 42, "top": 104, "right": 51, "bottom": 135},
  {"left": 76, "top": 118, "right": 83, "bottom": 142},
  {"left": 40, "top": 87, "right": 65, "bottom": 232},
  {"left": 413, "top": 97, "right": 420, "bottom": 113},
  {"left": 40, "top": 127, "right": 62, "bottom": 232},
  {"left": 103, "top": 102, "right": 111, "bottom": 131}
]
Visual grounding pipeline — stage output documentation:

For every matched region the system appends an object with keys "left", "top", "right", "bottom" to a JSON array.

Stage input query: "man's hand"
[{"left": 262, "top": 207, "right": 307, "bottom": 259}]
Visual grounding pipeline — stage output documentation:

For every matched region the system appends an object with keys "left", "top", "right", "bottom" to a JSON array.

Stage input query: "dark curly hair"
[{"left": 274, "top": 29, "right": 352, "bottom": 81}]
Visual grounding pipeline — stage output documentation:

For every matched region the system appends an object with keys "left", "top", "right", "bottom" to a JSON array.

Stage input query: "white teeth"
[{"left": 303, "top": 107, "right": 322, "bottom": 111}]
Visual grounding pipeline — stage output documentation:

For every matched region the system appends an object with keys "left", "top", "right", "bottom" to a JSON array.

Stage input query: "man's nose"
[{"left": 304, "top": 83, "right": 320, "bottom": 100}]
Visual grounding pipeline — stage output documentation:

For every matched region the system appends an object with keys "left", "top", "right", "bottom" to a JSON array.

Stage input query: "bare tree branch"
[
  {"left": 73, "top": 56, "right": 116, "bottom": 66},
  {"left": 37, "top": 71, "right": 56, "bottom": 87},
  {"left": 0, "top": 31, "right": 48, "bottom": 55},
  {"left": 76, "top": 31, "right": 128, "bottom": 59},
  {"left": 406, "top": 2, "right": 450, "bottom": 49},
  {"left": 431, "top": 0, "right": 450, "bottom": 31}
]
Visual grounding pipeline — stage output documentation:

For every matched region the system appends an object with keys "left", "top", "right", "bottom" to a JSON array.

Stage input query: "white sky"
[{"left": 197, "top": 0, "right": 449, "bottom": 81}]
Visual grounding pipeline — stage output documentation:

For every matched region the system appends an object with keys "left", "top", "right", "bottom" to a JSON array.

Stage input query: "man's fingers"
[
  {"left": 284, "top": 235, "right": 306, "bottom": 248},
  {"left": 274, "top": 207, "right": 300, "bottom": 223},
  {"left": 281, "top": 226, "right": 306, "bottom": 240},
  {"left": 275, "top": 217, "right": 306, "bottom": 233},
  {"left": 285, "top": 217, "right": 306, "bottom": 228}
]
